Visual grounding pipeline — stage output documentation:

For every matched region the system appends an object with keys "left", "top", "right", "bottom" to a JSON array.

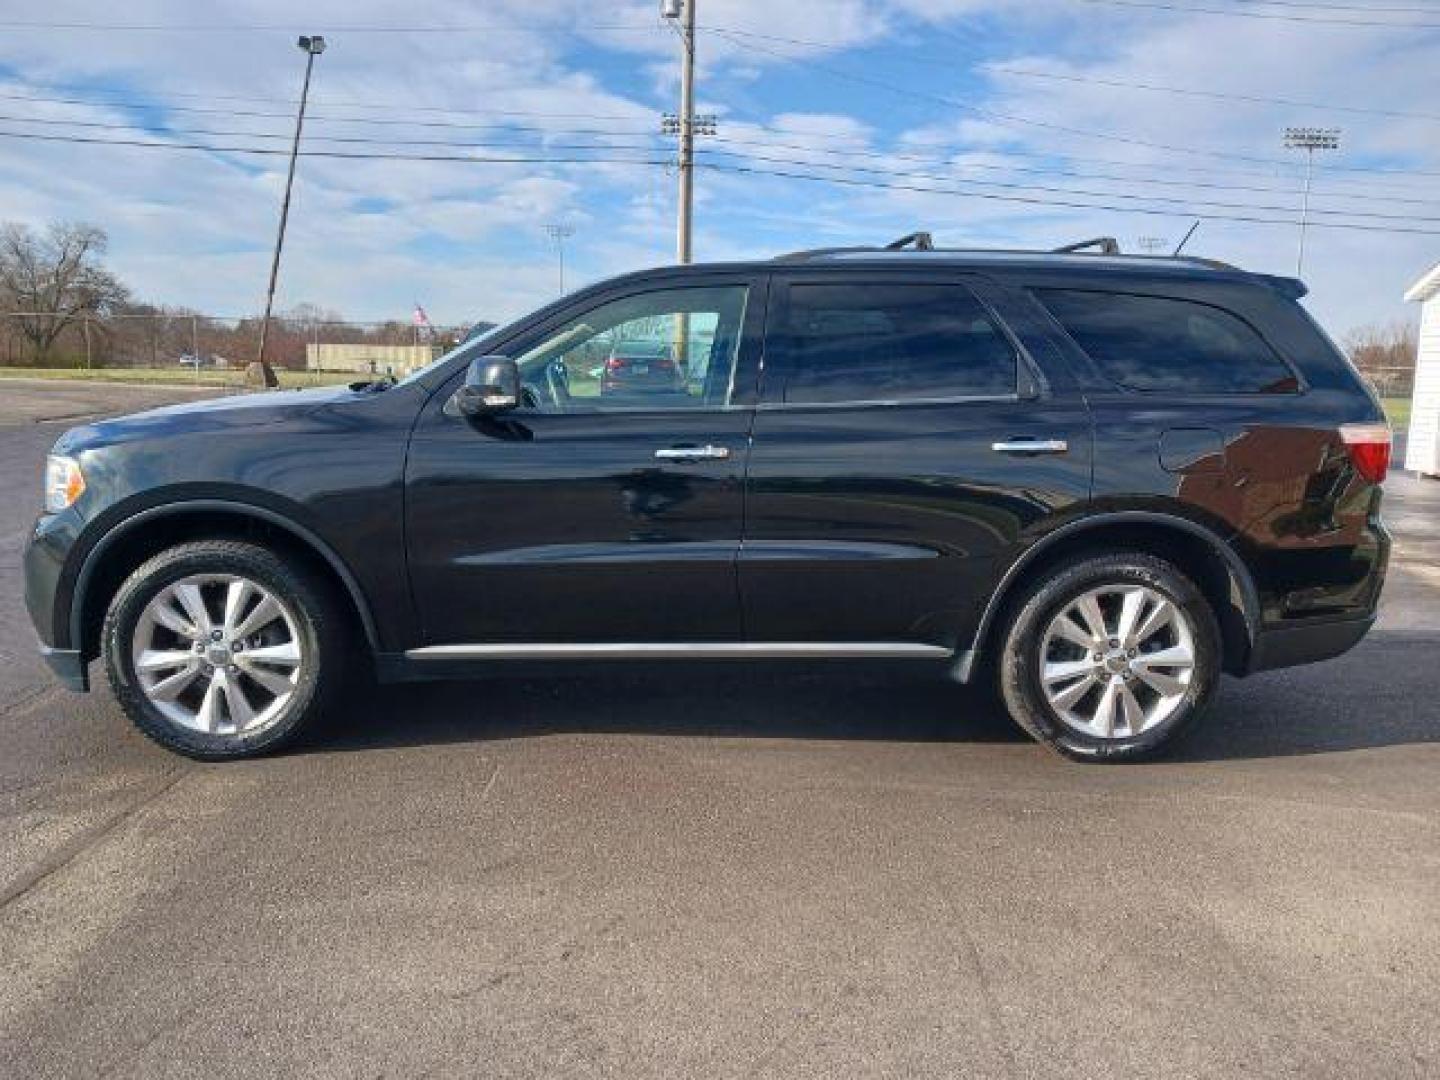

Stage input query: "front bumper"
[
  {"left": 39, "top": 643, "right": 89, "bottom": 692},
  {"left": 26, "top": 509, "right": 91, "bottom": 691}
]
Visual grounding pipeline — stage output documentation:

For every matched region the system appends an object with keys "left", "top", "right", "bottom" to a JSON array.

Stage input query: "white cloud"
[{"left": 0, "top": 0, "right": 1433, "bottom": 335}]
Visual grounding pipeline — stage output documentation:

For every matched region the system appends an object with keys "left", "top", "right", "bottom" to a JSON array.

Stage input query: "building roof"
[{"left": 1406, "top": 261, "right": 1440, "bottom": 303}]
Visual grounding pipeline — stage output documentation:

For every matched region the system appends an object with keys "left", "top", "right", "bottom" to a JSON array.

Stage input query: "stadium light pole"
[
  {"left": 1283, "top": 127, "right": 1340, "bottom": 279},
  {"left": 255, "top": 34, "right": 326, "bottom": 381}
]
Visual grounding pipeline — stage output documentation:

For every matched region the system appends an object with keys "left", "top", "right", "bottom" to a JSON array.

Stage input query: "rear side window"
[
  {"left": 1039, "top": 289, "right": 1298, "bottom": 394},
  {"left": 764, "top": 283, "right": 1017, "bottom": 405}
]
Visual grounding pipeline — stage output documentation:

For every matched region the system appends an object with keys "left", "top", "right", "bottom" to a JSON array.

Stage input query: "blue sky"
[{"left": 0, "top": 0, "right": 1437, "bottom": 337}]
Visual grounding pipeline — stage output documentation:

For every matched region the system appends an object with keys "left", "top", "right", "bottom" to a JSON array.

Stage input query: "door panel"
[
  {"left": 739, "top": 273, "right": 1092, "bottom": 648},
  {"left": 406, "top": 276, "right": 764, "bottom": 645}
]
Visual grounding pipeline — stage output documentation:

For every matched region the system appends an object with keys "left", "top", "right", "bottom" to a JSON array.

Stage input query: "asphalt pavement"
[{"left": 1, "top": 380, "right": 1436, "bottom": 1079}]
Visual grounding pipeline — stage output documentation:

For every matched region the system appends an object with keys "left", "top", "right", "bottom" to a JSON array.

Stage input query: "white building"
[{"left": 1405, "top": 263, "right": 1440, "bottom": 477}]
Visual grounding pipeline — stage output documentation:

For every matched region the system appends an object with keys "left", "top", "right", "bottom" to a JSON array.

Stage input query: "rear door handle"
[
  {"left": 655, "top": 444, "right": 731, "bottom": 462},
  {"left": 992, "top": 438, "right": 1068, "bottom": 455}
]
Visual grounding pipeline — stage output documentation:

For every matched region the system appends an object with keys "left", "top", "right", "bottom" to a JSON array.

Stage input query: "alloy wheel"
[
  {"left": 130, "top": 573, "right": 305, "bottom": 736},
  {"left": 1038, "top": 583, "right": 1196, "bottom": 740}
]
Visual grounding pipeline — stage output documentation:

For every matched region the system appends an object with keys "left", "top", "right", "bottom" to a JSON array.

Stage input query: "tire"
[
  {"left": 997, "top": 553, "right": 1220, "bottom": 762},
  {"left": 102, "top": 540, "right": 346, "bottom": 760}
]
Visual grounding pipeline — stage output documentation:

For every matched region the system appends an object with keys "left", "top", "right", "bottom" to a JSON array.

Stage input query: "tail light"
[
  {"left": 1339, "top": 422, "right": 1392, "bottom": 484},
  {"left": 605, "top": 357, "right": 624, "bottom": 371}
]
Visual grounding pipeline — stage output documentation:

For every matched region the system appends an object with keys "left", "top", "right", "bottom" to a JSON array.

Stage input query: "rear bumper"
[
  {"left": 1247, "top": 614, "right": 1376, "bottom": 674},
  {"left": 39, "top": 643, "right": 89, "bottom": 692}
]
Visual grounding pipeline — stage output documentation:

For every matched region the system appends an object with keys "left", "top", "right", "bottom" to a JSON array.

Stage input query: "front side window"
[
  {"left": 1039, "top": 289, "right": 1298, "bottom": 394},
  {"left": 763, "top": 283, "right": 1018, "bottom": 405},
  {"left": 514, "top": 285, "right": 748, "bottom": 412}
]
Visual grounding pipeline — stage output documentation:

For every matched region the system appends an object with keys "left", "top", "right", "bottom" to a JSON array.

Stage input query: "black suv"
[{"left": 24, "top": 236, "right": 1392, "bottom": 762}]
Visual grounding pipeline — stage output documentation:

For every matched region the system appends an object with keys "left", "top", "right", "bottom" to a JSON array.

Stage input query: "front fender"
[{"left": 65, "top": 496, "right": 385, "bottom": 656}]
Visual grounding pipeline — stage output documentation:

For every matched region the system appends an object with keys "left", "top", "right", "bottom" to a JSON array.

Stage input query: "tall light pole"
[
  {"left": 1283, "top": 126, "right": 1340, "bottom": 278},
  {"left": 544, "top": 224, "right": 575, "bottom": 295},
  {"left": 255, "top": 34, "right": 326, "bottom": 381}
]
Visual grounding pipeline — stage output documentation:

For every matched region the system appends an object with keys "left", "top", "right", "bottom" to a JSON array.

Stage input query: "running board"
[{"left": 405, "top": 642, "right": 951, "bottom": 661}]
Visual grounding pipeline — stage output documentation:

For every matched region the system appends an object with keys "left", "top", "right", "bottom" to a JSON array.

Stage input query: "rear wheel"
[
  {"left": 997, "top": 553, "right": 1220, "bottom": 761},
  {"left": 103, "top": 540, "right": 345, "bottom": 760}
]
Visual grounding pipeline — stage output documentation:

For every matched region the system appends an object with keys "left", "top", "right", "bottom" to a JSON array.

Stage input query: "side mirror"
[{"left": 445, "top": 355, "right": 520, "bottom": 418}]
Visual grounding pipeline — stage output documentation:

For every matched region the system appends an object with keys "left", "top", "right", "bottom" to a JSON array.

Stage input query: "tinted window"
[
  {"left": 765, "top": 283, "right": 1017, "bottom": 405},
  {"left": 1039, "top": 289, "right": 1297, "bottom": 394},
  {"left": 514, "top": 285, "right": 748, "bottom": 412}
]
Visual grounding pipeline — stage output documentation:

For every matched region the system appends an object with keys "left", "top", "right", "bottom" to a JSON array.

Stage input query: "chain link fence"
[
  {"left": 1, "top": 311, "right": 467, "bottom": 388},
  {"left": 1357, "top": 365, "right": 1415, "bottom": 401}
]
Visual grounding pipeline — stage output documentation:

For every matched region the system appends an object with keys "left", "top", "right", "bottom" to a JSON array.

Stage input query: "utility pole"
[
  {"left": 255, "top": 35, "right": 326, "bottom": 383},
  {"left": 674, "top": 0, "right": 697, "bottom": 263},
  {"left": 1283, "top": 127, "right": 1340, "bottom": 278},
  {"left": 544, "top": 224, "right": 575, "bottom": 295},
  {"left": 661, "top": 1, "right": 716, "bottom": 264}
]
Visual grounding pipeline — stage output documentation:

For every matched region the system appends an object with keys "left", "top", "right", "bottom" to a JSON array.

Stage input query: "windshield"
[{"left": 396, "top": 322, "right": 507, "bottom": 388}]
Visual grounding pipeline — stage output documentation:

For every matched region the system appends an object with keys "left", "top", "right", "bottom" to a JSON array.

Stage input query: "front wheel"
[
  {"left": 997, "top": 553, "right": 1220, "bottom": 762},
  {"left": 103, "top": 540, "right": 345, "bottom": 760}
]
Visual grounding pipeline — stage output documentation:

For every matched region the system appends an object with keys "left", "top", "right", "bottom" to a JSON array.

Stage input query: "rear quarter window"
[{"left": 1038, "top": 288, "right": 1299, "bottom": 394}]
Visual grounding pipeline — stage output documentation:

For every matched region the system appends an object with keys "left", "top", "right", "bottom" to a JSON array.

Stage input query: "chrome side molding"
[{"left": 405, "top": 642, "right": 951, "bottom": 661}]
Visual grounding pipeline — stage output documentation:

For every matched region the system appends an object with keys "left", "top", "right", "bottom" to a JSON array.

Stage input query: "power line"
[
  {"left": 0, "top": 128, "right": 673, "bottom": 167},
  {"left": 11, "top": 80, "right": 1440, "bottom": 184},
  {"left": 711, "top": 27, "right": 1440, "bottom": 179},
  {"left": 5, "top": 126, "right": 1439, "bottom": 236},
  {"left": 1068, "top": 0, "right": 1440, "bottom": 28},
  {"left": 10, "top": 108, "right": 1438, "bottom": 213},
  {"left": 1218, "top": 0, "right": 1440, "bottom": 12},
  {"left": 696, "top": 160, "right": 1440, "bottom": 235},
  {"left": 702, "top": 138, "right": 1440, "bottom": 210},
  {"left": 692, "top": 146, "right": 1440, "bottom": 223},
  {"left": 0, "top": 20, "right": 663, "bottom": 34},
  {"left": 0, "top": 83, "right": 656, "bottom": 124},
  {"left": 708, "top": 28, "right": 1315, "bottom": 169},
  {"left": 700, "top": 24, "right": 1440, "bottom": 133},
  {"left": 6, "top": 6, "right": 1435, "bottom": 33},
  {"left": 7, "top": 96, "right": 1440, "bottom": 208},
  {"left": 0, "top": 112, "right": 664, "bottom": 152},
  {"left": 707, "top": 24, "right": 1440, "bottom": 124},
  {"left": 702, "top": 131, "right": 1440, "bottom": 202},
  {"left": 0, "top": 92, "right": 656, "bottom": 135},
  {"left": 985, "top": 66, "right": 1440, "bottom": 123}
]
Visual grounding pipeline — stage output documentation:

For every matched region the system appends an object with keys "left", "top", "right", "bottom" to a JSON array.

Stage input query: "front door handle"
[
  {"left": 992, "top": 438, "right": 1069, "bottom": 455},
  {"left": 655, "top": 444, "right": 731, "bottom": 462}
]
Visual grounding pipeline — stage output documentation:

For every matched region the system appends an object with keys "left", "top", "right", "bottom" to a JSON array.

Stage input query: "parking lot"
[{"left": 1, "top": 379, "right": 1436, "bottom": 1078}]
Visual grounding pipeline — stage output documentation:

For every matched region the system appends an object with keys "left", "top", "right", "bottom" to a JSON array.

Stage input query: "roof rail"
[
  {"left": 885, "top": 231, "right": 934, "bottom": 251},
  {"left": 770, "top": 234, "right": 1245, "bottom": 273},
  {"left": 771, "top": 245, "right": 880, "bottom": 262},
  {"left": 1053, "top": 237, "right": 1120, "bottom": 255},
  {"left": 773, "top": 230, "right": 938, "bottom": 262}
]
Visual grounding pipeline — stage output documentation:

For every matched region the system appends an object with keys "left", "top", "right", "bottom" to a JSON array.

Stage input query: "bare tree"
[
  {"left": 0, "top": 221, "right": 128, "bottom": 363},
  {"left": 1344, "top": 319, "right": 1419, "bottom": 398}
]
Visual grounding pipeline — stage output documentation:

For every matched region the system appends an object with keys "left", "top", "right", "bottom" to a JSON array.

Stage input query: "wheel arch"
[
  {"left": 71, "top": 499, "right": 381, "bottom": 662},
  {"left": 957, "top": 511, "right": 1259, "bottom": 682}
]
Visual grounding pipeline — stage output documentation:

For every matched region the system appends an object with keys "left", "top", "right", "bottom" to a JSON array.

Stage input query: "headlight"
[{"left": 44, "top": 455, "right": 86, "bottom": 513}]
